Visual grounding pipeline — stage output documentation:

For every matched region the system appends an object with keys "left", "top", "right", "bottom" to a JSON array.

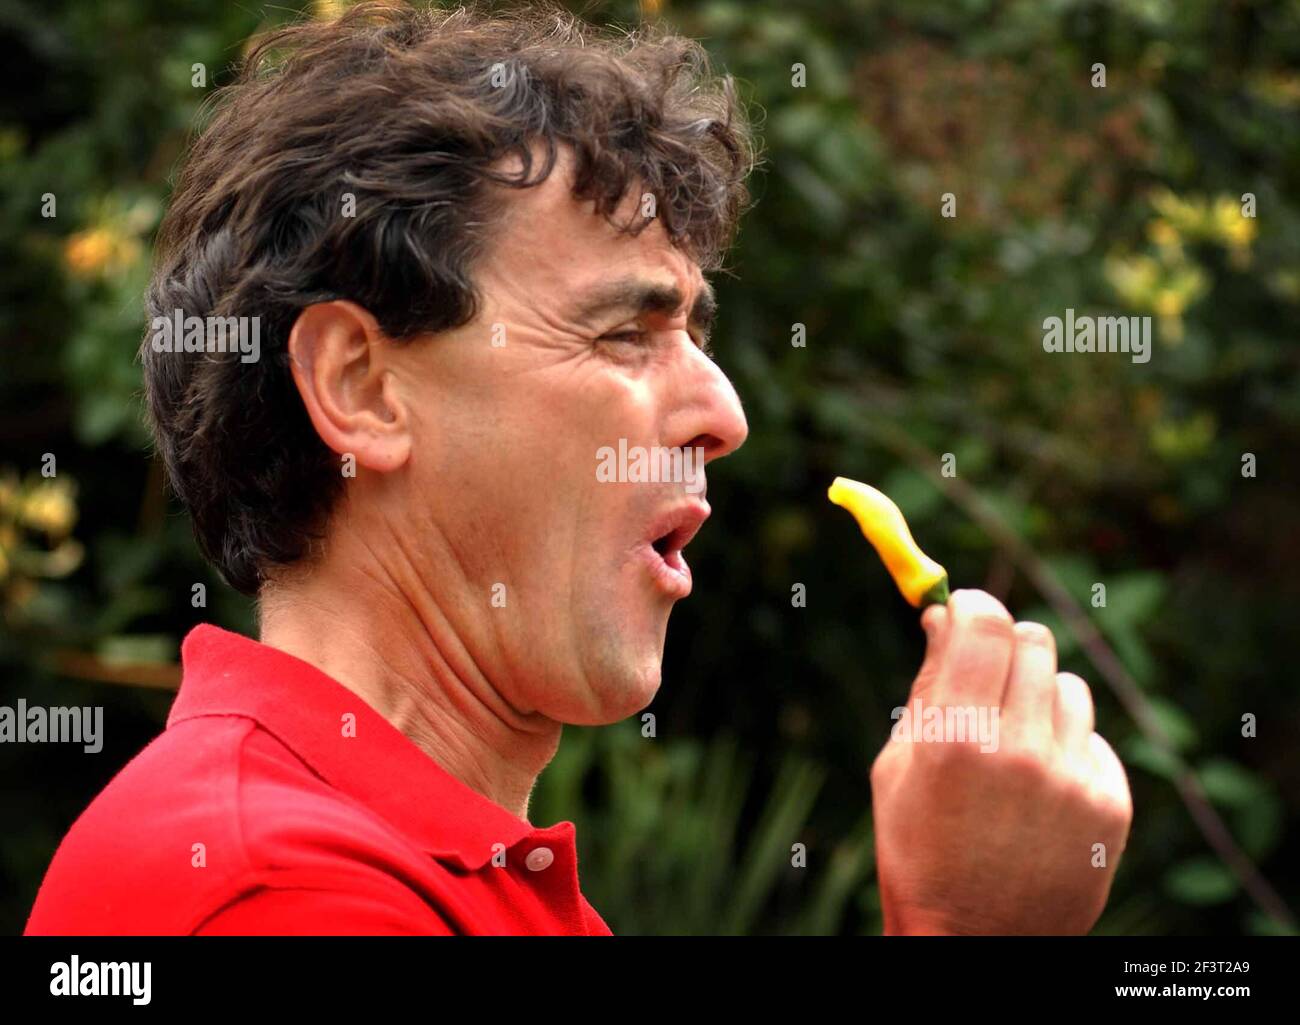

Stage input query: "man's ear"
[{"left": 286, "top": 300, "right": 411, "bottom": 473}]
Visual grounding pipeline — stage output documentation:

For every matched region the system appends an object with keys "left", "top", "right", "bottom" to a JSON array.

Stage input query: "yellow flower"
[
  {"left": 1146, "top": 218, "right": 1181, "bottom": 251},
  {"left": 63, "top": 226, "right": 140, "bottom": 278},
  {"left": 1105, "top": 253, "right": 1161, "bottom": 306},
  {"left": 1150, "top": 188, "right": 1202, "bottom": 233},
  {"left": 1219, "top": 214, "right": 1257, "bottom": 249},
  {"left": 1154, "top": 288, "right": 1186, "bottom": 319},
  {"left": 64, "top": 229, "right": 114, "bottom": 275},
  {"left": 19, "top": 480, "right": 77, "bottom": 537}
]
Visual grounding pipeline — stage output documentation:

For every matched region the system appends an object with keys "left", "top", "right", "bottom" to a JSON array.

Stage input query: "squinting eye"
[{"left": 600, "top": 330, "right": 648, "bottom": 343}]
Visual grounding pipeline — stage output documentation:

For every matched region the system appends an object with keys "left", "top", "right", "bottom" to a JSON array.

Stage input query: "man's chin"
[
  {"left": 556, "top": 594, "right": 672, "bottom": 724},
  {"left": 565, "top": 657, "right": 663, "bottom": 726}
]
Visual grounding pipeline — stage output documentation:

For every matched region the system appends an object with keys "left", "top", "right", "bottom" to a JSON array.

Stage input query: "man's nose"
[{"left": 670, "top": 338, "right": 749, "bottom": 464}]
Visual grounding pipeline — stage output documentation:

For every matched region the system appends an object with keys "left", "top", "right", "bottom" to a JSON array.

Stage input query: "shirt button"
[{"left": 525, "top": 846, "right": 554, "bottom": 872}]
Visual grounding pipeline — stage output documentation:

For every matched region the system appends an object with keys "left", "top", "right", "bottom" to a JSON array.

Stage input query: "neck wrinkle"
[{"left": 257, "top": 516, "right": 563, "bottom": 822}]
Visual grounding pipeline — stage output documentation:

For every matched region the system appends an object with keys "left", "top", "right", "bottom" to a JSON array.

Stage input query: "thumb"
[{"left": 910, "top": 603, "right": 950, "bottom": 699}]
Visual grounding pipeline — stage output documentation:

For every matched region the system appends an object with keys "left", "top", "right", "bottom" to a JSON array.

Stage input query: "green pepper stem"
[{"left": 920, "top": 576, "right": 950, "bottom": 607}]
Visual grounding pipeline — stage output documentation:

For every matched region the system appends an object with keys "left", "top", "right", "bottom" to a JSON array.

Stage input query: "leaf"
[
  {"left": 1043, "top": 554, "right": 1100, "bottom": 605},
  {"left": 1122, "top": 735, "right": 1181, "bottom": 781},
  {"left": 720, "top": 755, "right": 825, "bottom": 935},
  {"left": 1144, "top": 695, "right": 1198, "bottom": 751},
  {"left": 1164, "top": 858, "right": 1238, "bottom": 906},
  {"left": 1197, "top": 758, "right": 1264, "bottom": 808},
  {"left": 1097, "top": 572, "right": 1166, "bottom": 627},
  {"left": 799, "top": 810, "right": 875, "bottom": 935},
  {"left": 1234, "top": 795, "right": 1283, "bottom": 861},
  {"left": 95, "top": 634, "right": 175, "bottom": 665}
]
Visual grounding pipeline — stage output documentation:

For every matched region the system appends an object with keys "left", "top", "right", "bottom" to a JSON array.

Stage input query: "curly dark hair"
[{"left": 141, "top": 0, "right": 756, "bottom": 595}]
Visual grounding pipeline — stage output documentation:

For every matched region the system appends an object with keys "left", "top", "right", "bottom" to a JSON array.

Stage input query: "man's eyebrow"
[{"left": 573, "top": 277, "right": 717, "bottom": 331}]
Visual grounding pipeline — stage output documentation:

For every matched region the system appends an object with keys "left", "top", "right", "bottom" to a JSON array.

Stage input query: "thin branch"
[{"left": 48, "top": 650, "right": 181, "bottom": 690}]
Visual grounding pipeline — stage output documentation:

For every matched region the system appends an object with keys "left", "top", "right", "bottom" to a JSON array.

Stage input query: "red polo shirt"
[{"left": 25, "top": 624, "right": 612, "bottom": 936}]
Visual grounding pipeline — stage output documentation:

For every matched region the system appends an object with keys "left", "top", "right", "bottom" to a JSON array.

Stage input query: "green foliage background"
[{"left": 1, "top": 0, "right": 1297, "bottom": 935}]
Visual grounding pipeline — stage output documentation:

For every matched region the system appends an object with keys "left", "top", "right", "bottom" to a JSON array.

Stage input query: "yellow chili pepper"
[{"left": 827, "top": 476, "right": 949, "bottom": 608}]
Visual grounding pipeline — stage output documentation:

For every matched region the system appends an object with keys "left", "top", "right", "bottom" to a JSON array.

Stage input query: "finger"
[
  {"left": 1001, "top": 622, "right": 1057, "bottom": 752},
  {"left": 1053, "top": 672, "right": 1095, "bottom": 756},
  {"left": 908, "top": 603, "right": 951, "bottom": 699},
  {"left": 930, "top": 589, "right": 1016, "bottom": 708},
  {"left": 1087, "top": 731, "right": 1134, "bottom": 832}
]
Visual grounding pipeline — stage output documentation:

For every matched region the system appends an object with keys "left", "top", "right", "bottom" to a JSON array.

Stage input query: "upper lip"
[{"left": 646, "top": 500, "right": 711, "bottom": 554}]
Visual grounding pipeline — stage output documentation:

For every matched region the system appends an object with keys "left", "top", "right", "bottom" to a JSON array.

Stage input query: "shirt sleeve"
[{"left": 192, "top": 874, "right": 458, "bottom": 936}]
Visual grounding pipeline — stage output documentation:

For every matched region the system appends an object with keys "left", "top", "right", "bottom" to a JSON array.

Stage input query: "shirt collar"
[{"left": 168, "top": 623, "right": 541, "bottom": 870}]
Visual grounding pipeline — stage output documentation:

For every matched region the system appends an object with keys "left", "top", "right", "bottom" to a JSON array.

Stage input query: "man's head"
[{"left": 143, "top": 1, "right": 754, "bottom": 723}]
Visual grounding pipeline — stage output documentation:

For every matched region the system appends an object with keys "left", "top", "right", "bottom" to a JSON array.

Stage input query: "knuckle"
[
  {"left": 968, "top": 612, "right": 1016, "bottom": 644},
  {"left": 928, "top": 736, "right": 985, "bottom": 771},
  {"left": 1013, "top": 620, "right": 1055, "bottom": 649},
  {"left": 950, "top": 588, "right": 1013, "bottom": 625},
  {"left": 994, "top": 748, "right": 1051, "bottom": 789}
]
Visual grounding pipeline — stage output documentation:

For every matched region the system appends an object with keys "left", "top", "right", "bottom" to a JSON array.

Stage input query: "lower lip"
[{"left": 640, "top": 543, "right": 692, "bottom": 598}]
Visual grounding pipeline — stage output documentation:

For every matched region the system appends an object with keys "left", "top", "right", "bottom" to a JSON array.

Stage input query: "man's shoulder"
[{"left": 25, "top": 713, "right": 434, "bottom": 935}]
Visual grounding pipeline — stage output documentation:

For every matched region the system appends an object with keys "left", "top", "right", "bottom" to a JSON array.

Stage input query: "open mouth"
[
  {"left": 651, "top": 527, "right": 689, "bottom": 572},
  {"left": 642, "top": 502, "right": 710, "bottom": 597}
]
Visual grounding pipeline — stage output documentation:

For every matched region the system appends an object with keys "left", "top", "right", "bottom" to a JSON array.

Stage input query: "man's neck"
[{"left": 256, "top": 554, "right": 563, "bottom": 822}]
